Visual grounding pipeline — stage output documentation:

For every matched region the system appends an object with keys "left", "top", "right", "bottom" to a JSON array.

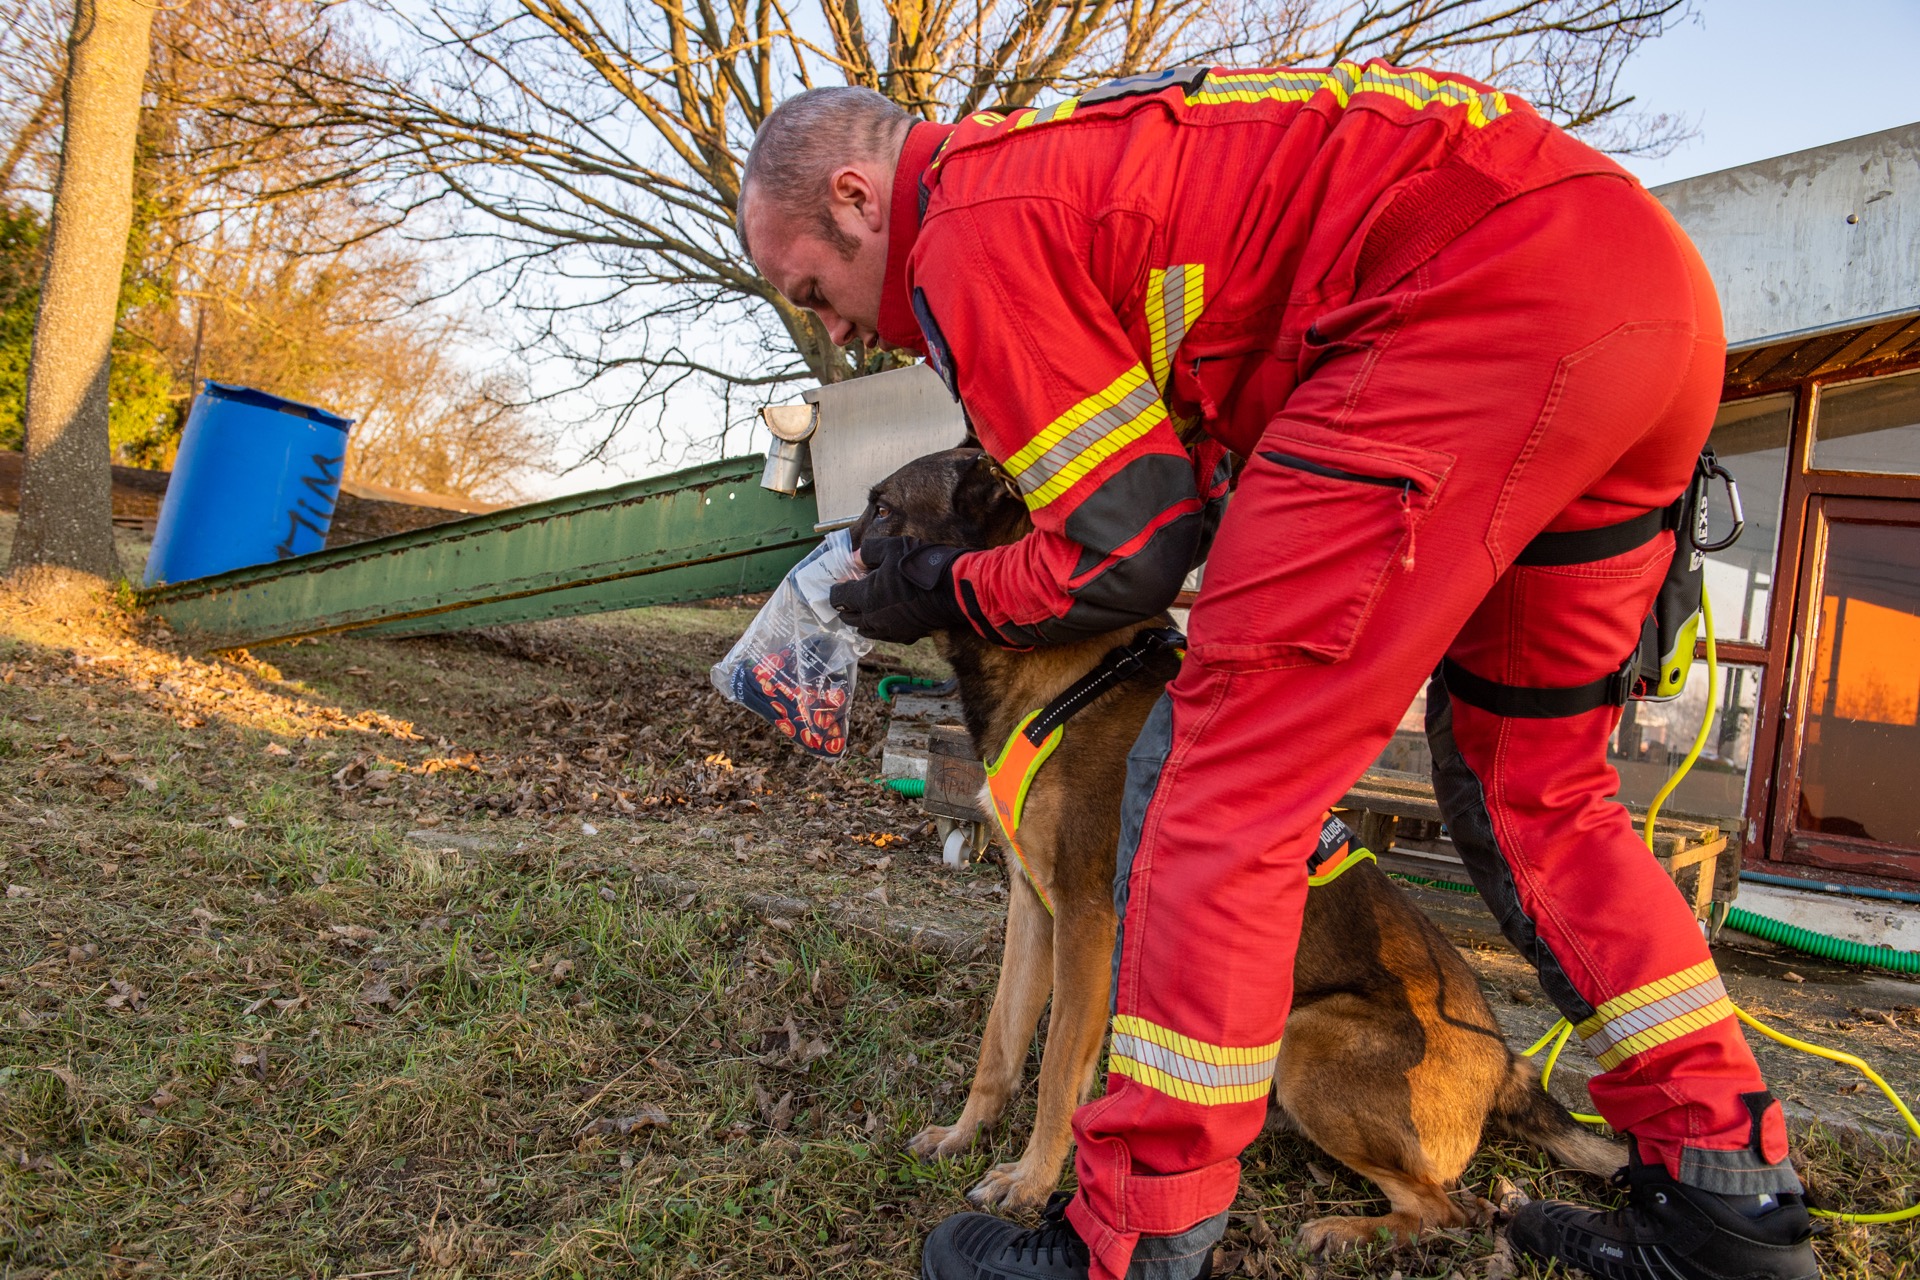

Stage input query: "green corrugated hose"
[
  {"left": 883, "top": 776, "right": 926, "bottom": 798},
  {"left": 876, "top": 675, "right": 943, "bottom": 704},
  {"left": 1722, "top": 906, "right": 1920, "bottom": 974},
  {"left": 1517, "top": 585, "right": 1920, "bottom": 1223},
  {"left": 1389, "top": 871, "right": 1920, "bottom": 975}
]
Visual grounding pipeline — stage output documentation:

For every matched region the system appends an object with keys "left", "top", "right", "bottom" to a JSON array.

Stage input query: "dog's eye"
[{"left": 872, "top": 502, "right": 891, "bottom": 520}]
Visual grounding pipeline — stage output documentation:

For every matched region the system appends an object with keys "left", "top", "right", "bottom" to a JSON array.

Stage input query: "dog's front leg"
[
  {"left": 911, "top": 872, "right": 1055, "bottom": 1161},
  {"left": 966, "top": 899, "right": 1114, "bottom": 1213}
]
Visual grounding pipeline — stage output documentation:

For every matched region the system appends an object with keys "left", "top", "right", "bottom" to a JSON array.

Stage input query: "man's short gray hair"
[{"left": 739, "top": 86, "right": 911, "bottom": 260}]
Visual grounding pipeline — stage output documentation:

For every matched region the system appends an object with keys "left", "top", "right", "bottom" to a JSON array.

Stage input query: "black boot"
[
  {"left": 920, "top": 1192, "right": 1216, "bottom": 1280},
  {"left": 1510, "top": 1151, "right": 1819, "bottom": 1280}
]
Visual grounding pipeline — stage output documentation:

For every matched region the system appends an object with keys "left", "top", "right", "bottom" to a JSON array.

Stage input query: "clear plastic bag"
[{"left": 711, "top": 529, "right": 872, "bottom": 760}]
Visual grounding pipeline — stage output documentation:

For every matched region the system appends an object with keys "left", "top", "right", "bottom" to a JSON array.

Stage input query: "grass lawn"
[{"left": 1, "top": 573, "right": 1916, "bottom": 1278}]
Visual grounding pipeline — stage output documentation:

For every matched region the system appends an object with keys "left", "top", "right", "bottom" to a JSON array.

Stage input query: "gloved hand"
[{"left": 829, "top": 536, "right": 969, "bottom": 644}]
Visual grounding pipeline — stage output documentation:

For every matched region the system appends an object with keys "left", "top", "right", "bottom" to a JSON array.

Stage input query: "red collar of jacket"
[{"left": 876, "top": 121, "right": 956, "bottom": 355}]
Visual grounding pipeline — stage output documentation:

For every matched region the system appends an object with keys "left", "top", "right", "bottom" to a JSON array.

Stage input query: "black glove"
[{"left": 829, "top": 536, "right": 969, "bottom": 644}]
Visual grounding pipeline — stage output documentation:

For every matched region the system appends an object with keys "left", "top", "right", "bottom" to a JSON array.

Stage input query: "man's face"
[{"left": 745, "top": 160, "right": 892, "bottom": 350}]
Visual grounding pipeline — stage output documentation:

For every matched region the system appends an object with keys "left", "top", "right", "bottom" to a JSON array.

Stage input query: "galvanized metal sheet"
[
  {"left": 803, "top": 364, "right": 971, "bottom": 528},
  {"left": 1655, "top": 124, "right": 1920, "bottom": 346},
  {"left": 143, "top": 456, "right": 820, "bottom": 647}
]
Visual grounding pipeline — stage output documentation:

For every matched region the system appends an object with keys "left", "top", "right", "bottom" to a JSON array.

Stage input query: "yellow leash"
[{"left": 1523, "top": 587, "right": 1920, "bottom": 1223}]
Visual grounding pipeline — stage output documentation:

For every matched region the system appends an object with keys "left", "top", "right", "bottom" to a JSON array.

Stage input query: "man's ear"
[{"left": 829, "top": 164, "right": 886, "bottom": 233}]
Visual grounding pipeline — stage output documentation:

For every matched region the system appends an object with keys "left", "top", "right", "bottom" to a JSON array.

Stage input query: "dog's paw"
[
  {"left": 1297, "top": 1215, "right": 1386, "bottom": 1256},
  {"left": 909, "top": 1122, "right": 977, "bottom": 1160},
  {"left": 966, "top": 1162, "right": 1055, "bottom": 1213}
]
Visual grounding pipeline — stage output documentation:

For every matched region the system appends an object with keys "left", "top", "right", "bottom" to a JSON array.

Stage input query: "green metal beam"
[
  {"left": 141, "top": 457, "right": 820, "bottom": 647},
  {"left": 359, "top": 545, "right": 808, "bottom": 638}
]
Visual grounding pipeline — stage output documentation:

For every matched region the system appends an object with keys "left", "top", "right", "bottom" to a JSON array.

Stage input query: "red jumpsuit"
[{"left": 870, "top": 62, "right": 1799, "bottom": 1280}]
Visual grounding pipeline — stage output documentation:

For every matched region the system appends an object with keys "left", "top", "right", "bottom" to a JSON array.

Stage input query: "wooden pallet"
[
  {"left": 907, "top": 729, "right": 1735, "bottom": 924},
  {"left": 1338, "top": 767, "right": 1734, "bottom": 922}
]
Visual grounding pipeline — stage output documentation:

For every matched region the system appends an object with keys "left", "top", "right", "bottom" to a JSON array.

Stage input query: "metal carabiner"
[{"left": 1695, "top": 456, "right": 1745, "bottom": 553}]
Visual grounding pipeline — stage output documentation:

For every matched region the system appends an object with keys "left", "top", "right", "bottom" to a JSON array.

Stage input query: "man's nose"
[{"left": 822, "top": 311, "right": 855, "bottom": 347}]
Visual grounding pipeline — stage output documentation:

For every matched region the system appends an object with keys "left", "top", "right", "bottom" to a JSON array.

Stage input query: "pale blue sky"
[
  {"left": 536, "top": 0, "right": 1920, "bottom": 491},
  {"left": 1615, "top": 0, "right": 1920, "bottom": 188}
]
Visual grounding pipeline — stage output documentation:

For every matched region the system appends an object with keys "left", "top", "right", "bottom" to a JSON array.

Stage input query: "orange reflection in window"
[{"left": 1814, "top": 595, "right": 1920, "bottom": 726}]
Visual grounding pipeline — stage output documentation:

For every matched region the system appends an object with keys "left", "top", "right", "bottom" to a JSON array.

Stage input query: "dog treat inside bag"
[{"left": 711, "top": 529, "right": 871, "bottom": 760}]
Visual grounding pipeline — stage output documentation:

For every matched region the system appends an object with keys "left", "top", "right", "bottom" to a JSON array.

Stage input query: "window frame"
[{"left": 1715, "top": 349, "right": 1920, "bottom": 881}]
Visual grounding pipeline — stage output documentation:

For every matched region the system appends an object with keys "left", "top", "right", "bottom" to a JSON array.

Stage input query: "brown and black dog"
[{"left": 850, "top": 448, "right": 1619, "bottom": 1253}]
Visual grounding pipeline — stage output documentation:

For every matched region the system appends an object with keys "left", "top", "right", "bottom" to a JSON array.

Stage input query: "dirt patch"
[{"left": 1, "top": 573, "right": 1916, "bottom": 1278}]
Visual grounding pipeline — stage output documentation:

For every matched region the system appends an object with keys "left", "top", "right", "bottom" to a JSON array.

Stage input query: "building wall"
[{"left": 1654, "top": 124, "right": 1920, "bottom": 348}]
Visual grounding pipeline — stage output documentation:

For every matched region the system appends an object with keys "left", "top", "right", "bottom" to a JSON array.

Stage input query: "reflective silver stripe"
[
  {"left": 1110, "top": 1033, "right": 1277, "bottom": 1089},
  {"left": 1012, "top": 376, "right": 1162, "bottom": 497},
  {"left": 1580, "top": 974, "right": 1728, "bottom": 1058},
  {"left": 1159, "top": 264, "right": 1193, "bottom": 364}
]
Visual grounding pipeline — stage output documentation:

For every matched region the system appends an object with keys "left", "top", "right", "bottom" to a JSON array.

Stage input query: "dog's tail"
[{"left": 1486, "top": 1052, "right": 1625, "bottom": 1177}]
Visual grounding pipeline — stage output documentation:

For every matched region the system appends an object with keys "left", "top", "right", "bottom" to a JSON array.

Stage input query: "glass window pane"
[
  {"left": 1796, "top": 520, "right": 1920, "bottom": 846},
  {"left": 1813, "top": 369, "right": 1920, "bottom": 476},
  {"left": 1610, "top": 662, "right": 1763, "bottom": 826},
  {"left": 1706, "top": 394, "right": 1792, "bottom": 643}
]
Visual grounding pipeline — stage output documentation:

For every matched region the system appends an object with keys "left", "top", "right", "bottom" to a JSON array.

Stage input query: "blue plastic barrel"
[{"left": 144, "top": 382, "right": 356, "bottom": 586}]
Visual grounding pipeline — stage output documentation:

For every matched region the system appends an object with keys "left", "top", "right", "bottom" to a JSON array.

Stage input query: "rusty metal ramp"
[{"left": 141, "top": 456, "right": 820, "bottom": 647}]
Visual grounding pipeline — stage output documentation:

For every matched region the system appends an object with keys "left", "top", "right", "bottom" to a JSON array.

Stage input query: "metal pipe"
[{"left": 1740, "top": 870, "right": 1920, "bottom": 907}]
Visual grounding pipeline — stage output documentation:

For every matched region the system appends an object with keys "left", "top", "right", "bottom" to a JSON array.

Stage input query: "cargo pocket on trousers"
[{"left": 1186, "top": 421, "right": 1453, "bottom": 672}]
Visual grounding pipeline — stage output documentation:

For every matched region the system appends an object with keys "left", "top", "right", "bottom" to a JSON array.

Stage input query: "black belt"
[
  {"left": 1441, "top": 653, "right": 1638, "bottom": 719},
  {"left": 1513, "top": 502, "right": 1679, "bottom": 567},
  {"left": 1444, "top": 501, "right": 1680, "bottom": 719}
]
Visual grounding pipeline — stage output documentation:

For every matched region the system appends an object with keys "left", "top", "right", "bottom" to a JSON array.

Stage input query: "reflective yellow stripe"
[
  {"left": 1306, "top": 845, "right": 1375, "bottom": 887},
  {"left": 1188, "top": 62, "right": 1510, "bottom": 127},
  {"left": 1012, "top": 99, "right": 1078, "bottom": 129},
  {"left": 1003, "top": 366, "right": 1165, "bottom": 509},
  {"left": 1575, "top": 960, "right": 1721, "bottom": 1037},
  {"left": 1109, "top": 1014, "right": 1280, "bottom": 1106},
  {"left": 1145, "top": 264, "right": 1205, "bottom": 393},
  {"left": 1112, "top": 1015, "right": 1281, "bottom": 1066},
  {"left": 1575, "top": 960, "right": 1735, "bottom": 1072},
  {"left": 1110, "top": 1055, "right": 1274, "bottom": 1106},
  {"left": 1587, "top": 998, "right": 1736, "bottom": 1072}
]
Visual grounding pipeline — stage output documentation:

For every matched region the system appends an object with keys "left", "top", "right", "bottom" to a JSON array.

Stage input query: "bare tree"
[
  {"left": 252, "top": 0, "right": 1692, "bottom": 455},
  {"left": 0, "top": 1, "right": 70, "bottom": 198},
  {"left": 346, "top": 350, "right": 551, "bottom": 503},
  {"left": 1, "top": 0, "right": 558, "bottom": 500},
  {"left": 10, "top": 0, "right": 155, "bottom": 581}
]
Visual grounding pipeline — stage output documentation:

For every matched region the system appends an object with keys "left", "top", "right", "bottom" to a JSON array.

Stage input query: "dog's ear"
[{"left": 952, "top": 452, "right": 1030, "bottom": 548}]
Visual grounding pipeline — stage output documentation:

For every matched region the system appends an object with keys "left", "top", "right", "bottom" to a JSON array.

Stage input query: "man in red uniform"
[{"left": 737, "top": 68, "right": 1818, "bottom": 1280}]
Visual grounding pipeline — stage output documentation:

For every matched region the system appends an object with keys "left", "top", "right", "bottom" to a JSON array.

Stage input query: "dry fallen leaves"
[
  {"left": 573, "top": 1107, "right": 670, "bottom": 1139},
  {"left": 104, "top": 978, "right": 146, "bottom": 1012},
  {"left": 757, "top": 1087, "right": 795, "bottom": 1132}
]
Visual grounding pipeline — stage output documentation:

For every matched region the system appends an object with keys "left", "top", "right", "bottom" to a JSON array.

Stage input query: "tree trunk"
[{"left": 8, "top": 0, "right": 156, "bottom": 582}]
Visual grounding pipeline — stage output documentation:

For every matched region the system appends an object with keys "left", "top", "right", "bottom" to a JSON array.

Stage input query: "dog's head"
[{"left": 847, "top": 448, "right": 1030, "bottom": 554}]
